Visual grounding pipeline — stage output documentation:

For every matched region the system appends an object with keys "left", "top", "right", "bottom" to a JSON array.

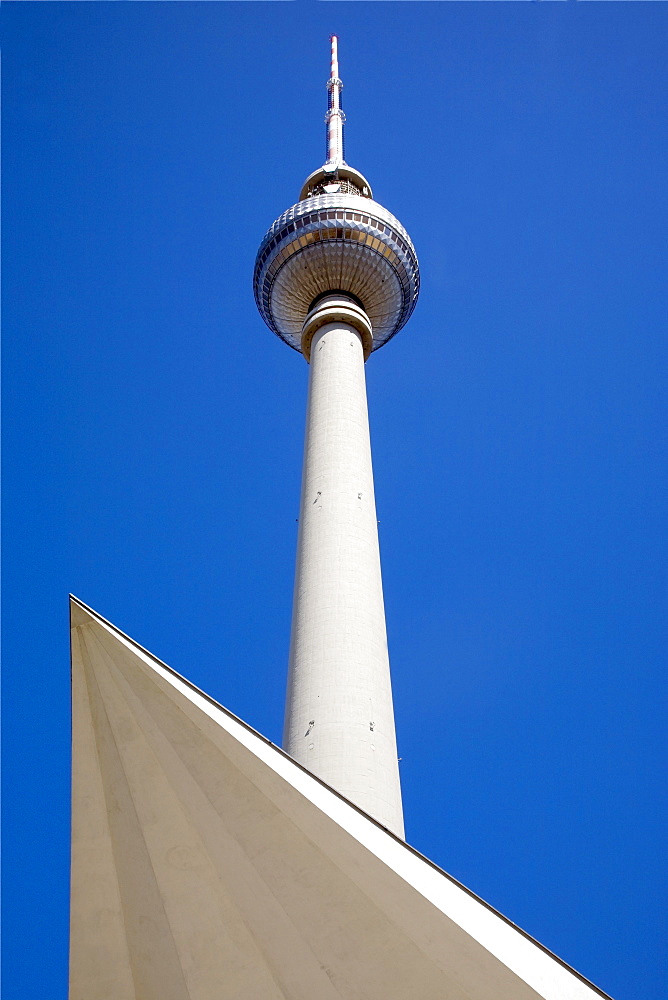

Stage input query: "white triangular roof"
[{"left": 69, "top": 596, "right": 610, "bottom": 1000}]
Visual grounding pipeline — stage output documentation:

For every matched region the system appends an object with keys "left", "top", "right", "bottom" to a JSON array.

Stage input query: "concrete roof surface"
[{"left": 69, "top": 596, "right": 611, "bottom": 1000}]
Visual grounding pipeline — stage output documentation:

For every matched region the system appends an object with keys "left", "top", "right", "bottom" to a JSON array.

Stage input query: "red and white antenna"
[
  {"left": 325, "top": 34, "right": 345, "bottom": 165},
  {"left": 330, "top": 32, "right": 339, "bottom": 80}
]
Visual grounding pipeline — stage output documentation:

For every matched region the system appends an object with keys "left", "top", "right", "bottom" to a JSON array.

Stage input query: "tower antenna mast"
[{"left": 326, "top": 34, "right": 345, "bottom": 165}]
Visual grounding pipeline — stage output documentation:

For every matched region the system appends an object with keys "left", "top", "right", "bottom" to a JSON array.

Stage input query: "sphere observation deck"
[{"left": 253, "top": 38, "right": 419, "bottom": 357}]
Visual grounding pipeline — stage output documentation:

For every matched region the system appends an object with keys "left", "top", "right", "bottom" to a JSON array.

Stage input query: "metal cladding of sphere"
[
  {"left": 253, "top": 195, "right": 420, "bottom": 354},
  {"left": 253, "top": 37, "right": 419, "bottom": 357}
]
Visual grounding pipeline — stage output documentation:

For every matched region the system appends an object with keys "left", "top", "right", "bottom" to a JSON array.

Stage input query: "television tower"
[
  {"left": 253, "top": 36, "right": 419, "bottom": 837},
  {"left": 68, "top": 37, "right": 611, "bottom": 999}
]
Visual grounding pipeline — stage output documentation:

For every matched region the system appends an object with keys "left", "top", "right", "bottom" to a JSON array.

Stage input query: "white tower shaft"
[{"left": 284, "top": 302, "right": 404, "bottom": 837}]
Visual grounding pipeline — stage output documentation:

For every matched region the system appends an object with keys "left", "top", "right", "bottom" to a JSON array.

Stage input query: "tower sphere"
[{"left": 253, "top": 38, "right": 419, "bottom": 357}]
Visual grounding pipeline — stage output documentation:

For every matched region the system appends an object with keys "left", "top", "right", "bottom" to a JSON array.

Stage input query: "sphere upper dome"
[{"left": 253, "top": 193, "right": 420, "bottom": 354}]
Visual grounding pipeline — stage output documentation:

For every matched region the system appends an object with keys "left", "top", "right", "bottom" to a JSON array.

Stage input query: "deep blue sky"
[{"left": 3, "top": 3, "right": 666, "bottom": 998}]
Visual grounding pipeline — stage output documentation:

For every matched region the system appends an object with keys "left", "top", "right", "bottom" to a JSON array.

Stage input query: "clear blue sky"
[{"left": 3, "top": 3, "right": 666, "bottom": 998}]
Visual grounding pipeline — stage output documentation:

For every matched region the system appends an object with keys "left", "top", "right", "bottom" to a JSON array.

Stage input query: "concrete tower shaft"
[{"left": 284, "top": 296, "right": 404, "bottom": 836}]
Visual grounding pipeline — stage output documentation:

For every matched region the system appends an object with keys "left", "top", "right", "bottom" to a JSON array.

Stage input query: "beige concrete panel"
[
  {"left": 89, "top": 623, "right": 341, "bottom": 1000},
  {"left": 82, "top": 626, "right": 288, "bottom": 1000},
  {"left": 91, "top": 626, "right": 448, "bottom": 999},
  {"left": 77, "top": 629, "right": 191, "bottom": 1000},
  {"left": 91, "top": 624, "right": 525, "bottom": 1000},
  {"left": 70, "top": 598, "right": 611, "bottom": 1000},
  {"left": 69, "top": 627, "right": 135, "bottom": 1000}
]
